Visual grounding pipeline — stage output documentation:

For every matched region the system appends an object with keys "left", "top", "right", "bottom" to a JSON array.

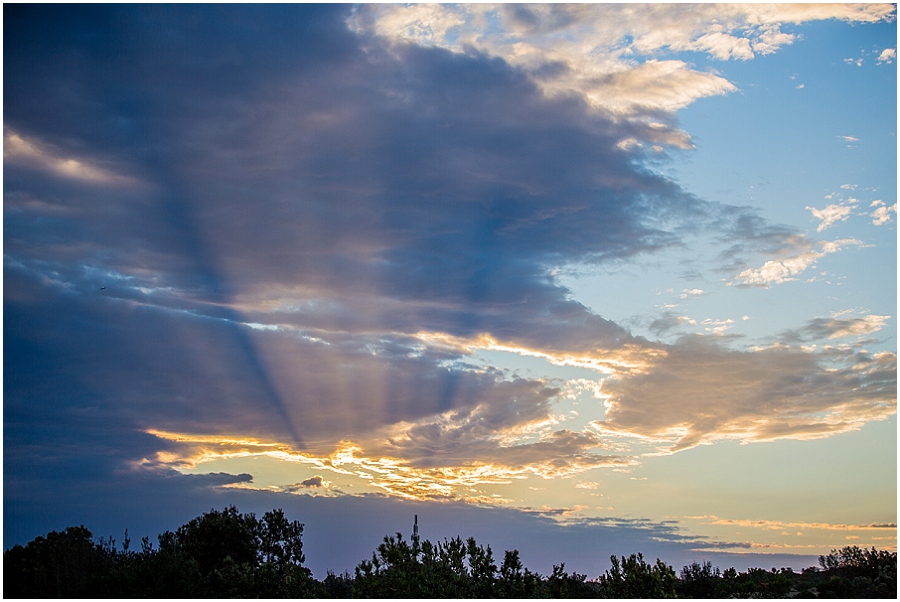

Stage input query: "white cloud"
[
  {"left": 784, "top": 312, "right": 892, "bottom": 342},
  {"left": 701, "top": 318, "right": 735, "bottom": 335},
  {"left": 806, "top": 202, "right": 855, "bottom": 231},
  {"left": 348, "top": 3, "right": 895, "bottom": 139},
  {"left": 569, "top": 59, "right": 737, "bottom": 117},
  {"left": 877, "top": 48, "right": 896, "bottom": 64},
  {"left": 732, "top": 239, "right": 862, "bottom": 287},
  {"left": 823, "top": 314, "right": 891, "bottom": 339},
  {"left": 692, "top": 31, "right": 755, "bottom": 60},
  {"left": 679, "top": 288, "right": 705, "bottom": 299},
  {"left": 870, "top": 200, "right": 897, "bottom": 225},
  {"left": 734, "top": 250, "right": 824, "bottom": 286}
]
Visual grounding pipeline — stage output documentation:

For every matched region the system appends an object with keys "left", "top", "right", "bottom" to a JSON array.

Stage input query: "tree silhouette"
[
  {"left": 4, "top": 510, "right": 898, "bottom": 598},
  {"left": 3, "top": 526, "right": 108, "bottom": 598},
  {"left": 597, "top": 552, "right": 677, "bottom": 598},
  {"left": 676, "top": 560, "right": 720, "bottom": 598}
]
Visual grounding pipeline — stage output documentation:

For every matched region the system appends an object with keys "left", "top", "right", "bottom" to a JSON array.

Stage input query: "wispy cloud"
[
  {"left": 731, "top": 238, "right": 863, "bottom": 287},
  {"left": 593, "top": 336, "right": 896, "bottom": 453},
  {"left": 703, "top": 516, "right": 898, "bottom": 532},
  {"left": 806, "top": 201, "right": 856, "bottom": 231},
  {"left": 649, "top": 312, "right": 698, "bottom": 336},
  {"left": 785, "top": 313, "right": 892, "bottom": 342},
  {"left": 4, "top": 129, "right": 140, "bottom": 187}
]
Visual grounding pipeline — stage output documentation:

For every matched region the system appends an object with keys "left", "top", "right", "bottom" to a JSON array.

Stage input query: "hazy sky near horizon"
[{"left": 4, "top": 3, "right": 897, "bottom": 577}]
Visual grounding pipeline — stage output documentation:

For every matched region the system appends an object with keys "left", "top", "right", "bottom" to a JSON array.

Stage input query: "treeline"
[{"left": 4, "top": 506, "right": 896, "bottom": 598}]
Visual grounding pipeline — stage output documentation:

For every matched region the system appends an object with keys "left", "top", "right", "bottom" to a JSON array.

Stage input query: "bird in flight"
[{"left": 101, "top": 286, "right": 106, "bottom": 290}]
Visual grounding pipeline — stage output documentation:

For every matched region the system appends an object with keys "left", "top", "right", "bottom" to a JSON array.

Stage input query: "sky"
[{"left": 3, "top": 2, "right": 897, "bottom": 579}]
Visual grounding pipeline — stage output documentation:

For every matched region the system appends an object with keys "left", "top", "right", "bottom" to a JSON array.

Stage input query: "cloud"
[
  {"left": 870, "top": 200, "right": 897, "bottom": 225},
  {"left": 699, "top": 318, "right": 735, "bottom": 335},
  {"left": 350, "top": 3, "right": 744, "bottom": 119},
  {"left": 691, "top": 31, "right": 754, "bottom": 60},
  {"left": 649, "top": 312, "right": 698, "bottom": 336},
  {"left": 733, "top": 250, "right": 823, "bottom": 286},
  {"left": 877, "top": 48, "right": 896, "bottom": 64},
  {"left": 713, "top": 210, "right": 810, "bottom": 273},
  {"left": 375, "top": 420, "right": 633, "bottom": 480},
  {"left": 786, "top": 314, "right": 892, "bottom": 342},
  {"left": 349, "top": 3, "right": 894, "bottom": 123},
  {"left": 680, "top": 288, "right": 705, "bottom": 299},
  {"left": 594, "top": 336, "right": 896, "bottom": 453},
  {"left": 352, "top": 4, "right": 896, "bottom": 65},
  {"left": 806, "top": 202, "right": 855, "bottom": 231},
  {"left": 731, "top": 238, "right": 863, "bottom": 287},
  {"left": 7, "top": 1, "right": 679, "bottom": 521},
  {"left": 702, "top": 516, "right": 899, "bottom": 533},
  {"left": 7, "top": 5, "right": 675, "bottom": 348},
  {"left": 142, "top": 430, "right": 628, "bottom": 505},
  {"left": 581, "top": 60, "right": 737, "bottom": 116},
  {"left": 4, "top": 129, "right": 141, "bottom": 187},
  {"left": 298, "top": 476, "right": 327, "bottom": 489},
  {"left": 6, "top": 261, "right": 587, "bottom": 458}
]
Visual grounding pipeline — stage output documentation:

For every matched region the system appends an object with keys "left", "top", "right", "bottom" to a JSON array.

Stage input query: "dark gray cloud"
[
  {"left": 4, "top": 261, "right": 562, "bottom": 457},
  {"left": 4, "top": 4, "right": 682, "bottom": 488},
  {"left": 3, "top": 3, "right": 711, "bottom": 354},
  {"left": 299, "top": 476, "right": 326, "bottom": 489}
]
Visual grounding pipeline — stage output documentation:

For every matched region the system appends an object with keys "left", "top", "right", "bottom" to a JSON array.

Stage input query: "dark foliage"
[
  {"left": 4, "top": 506, "right": 313, "bottom": 598},
  {"left": 4, "top": 510, "right": 897, "bottom": 598},
  {"left": 676, "top": 560, "right": 720, "bottom": 598},
  {"left": 3, "top": 526, "right": 110, "bottom": 598},
  {"left": 813, "top": 546, "right": 897, "bottom": 598},
  {"left": 597, "top": 552, "right": 678, "bottom": 598}
]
